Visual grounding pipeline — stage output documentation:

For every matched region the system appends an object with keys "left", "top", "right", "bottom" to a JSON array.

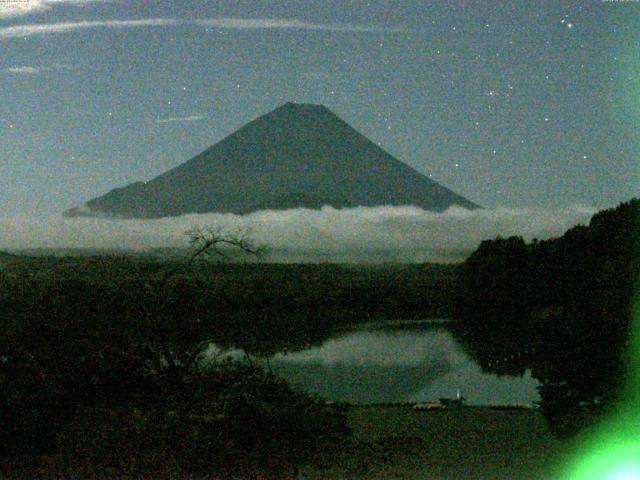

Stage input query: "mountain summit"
[{"left": 65, "top": 102, "right": 478, "bottom": 218}]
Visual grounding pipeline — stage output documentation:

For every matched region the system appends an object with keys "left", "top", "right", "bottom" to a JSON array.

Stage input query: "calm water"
[{"left": 265, "top": 320, "right": 540, "bottom": 405}]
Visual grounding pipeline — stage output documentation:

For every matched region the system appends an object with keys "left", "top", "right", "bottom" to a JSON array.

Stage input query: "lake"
[{"left": 265, "top": 320, "right": 540, "bottom": 405}]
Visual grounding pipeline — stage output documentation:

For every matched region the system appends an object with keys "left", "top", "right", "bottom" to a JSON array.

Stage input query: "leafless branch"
[{"left": 185, "top": 225, "right": 264, "bottom": 265}]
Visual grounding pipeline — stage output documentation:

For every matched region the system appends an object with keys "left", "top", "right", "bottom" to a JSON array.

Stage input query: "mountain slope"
[{"left": 65, "top": 102, "right": 478, "bottom": 218}]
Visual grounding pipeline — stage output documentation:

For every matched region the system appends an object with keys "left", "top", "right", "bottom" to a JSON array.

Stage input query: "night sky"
[{"left": 1, "top": 0, "right": 638, "bottom": 218}]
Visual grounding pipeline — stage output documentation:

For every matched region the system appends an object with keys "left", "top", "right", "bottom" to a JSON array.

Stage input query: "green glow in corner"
[
  {"left": 558, "top": 17, "right": 640, "bottom": 479},
  {"left": 559, "top": 288, "right": 640, "bottom": 479},
  {"left": 562, "top": 433, "right": 640, "bottom": 480}
]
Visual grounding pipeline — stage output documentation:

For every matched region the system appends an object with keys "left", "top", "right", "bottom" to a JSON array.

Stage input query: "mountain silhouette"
[{"left": 65, "top": 102, "right": 478, "bottom": 218}]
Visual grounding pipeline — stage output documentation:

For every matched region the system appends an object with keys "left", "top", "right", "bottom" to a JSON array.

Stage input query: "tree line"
[{"left": 452, "top": 198, "right": 640, "bottom": 435}]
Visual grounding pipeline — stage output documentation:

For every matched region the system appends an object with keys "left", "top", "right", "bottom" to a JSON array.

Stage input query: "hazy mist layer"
[{"left": 0, "top": 205, "right": 595, "bottom": 263}]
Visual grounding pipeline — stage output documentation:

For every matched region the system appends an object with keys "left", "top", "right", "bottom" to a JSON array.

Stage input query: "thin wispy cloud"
[
  {"left": 5, "top": 63, "right": 78, "bottom": 75},
  {"left": 7, "top": 66, "right": 42, "bottom": 74},
  {"left": 156, "top": 114, "right": 205, "bottom": 124},
  {"left": 0, "top": 18, "right": 179, "bottom": 40},
  {"left": 0, "top": 17, "right": 412, "bottom": 40},
  {"left": 0, "top": 0, "right": 111, "bottom": 19},
  {"left": 193, "top": 18, "right": 412, "bottom": 33}
]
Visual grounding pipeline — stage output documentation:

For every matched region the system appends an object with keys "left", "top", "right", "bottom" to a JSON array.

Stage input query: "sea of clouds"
[{"left": 0, "top": 205, "right": 596, "bottom": 263}]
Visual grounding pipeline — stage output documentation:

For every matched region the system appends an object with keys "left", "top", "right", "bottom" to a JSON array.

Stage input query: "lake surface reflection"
[{"left": 266, "top": 320, "right": 540, "bottom": 405}]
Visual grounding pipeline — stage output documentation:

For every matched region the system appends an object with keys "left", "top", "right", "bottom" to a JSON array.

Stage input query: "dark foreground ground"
[{"left": 303, "top": 406, "right": 568, "bottom": 480}]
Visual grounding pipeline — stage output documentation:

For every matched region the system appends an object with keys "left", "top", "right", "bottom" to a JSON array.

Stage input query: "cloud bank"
[{"left": 0, "top": 205, "right": 595, "bottom": 263}]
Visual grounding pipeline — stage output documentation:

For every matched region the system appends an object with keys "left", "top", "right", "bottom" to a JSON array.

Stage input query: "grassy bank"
[
  {"left": 0, "top": 255, "right": 457, "bottom": 327},
  {"left": 304, "top": 405, "right": 567, "bottom": 480}
]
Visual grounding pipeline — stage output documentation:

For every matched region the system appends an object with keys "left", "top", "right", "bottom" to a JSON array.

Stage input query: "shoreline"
[{"left": 335, "top": 318, "right": 452, "bottom": 333}]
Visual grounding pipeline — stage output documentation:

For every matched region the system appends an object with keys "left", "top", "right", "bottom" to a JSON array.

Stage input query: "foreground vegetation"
[
  {"left": 0, "top": 273, "right": 351, "bottom": 477},
  {"left": 2, "top": 199, "right": 638, "bottom": 476},
  {"left": 0, "top": 247, "right": 454, "bottom": 478}
]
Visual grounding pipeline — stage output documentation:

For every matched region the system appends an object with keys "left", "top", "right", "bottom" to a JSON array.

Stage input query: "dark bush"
[{"left": 0, "top": 268, "right": 350, "bottom": 478}]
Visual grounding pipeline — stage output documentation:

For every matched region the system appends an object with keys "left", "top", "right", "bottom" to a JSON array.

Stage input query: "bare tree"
[
  {"left": 146, "top": 225, "right": 265, "bottom": 372},
  {"left": 153, "top": 225, "right": 264, "bottom": 291},
  {"left": 185, "top": 225, "right": 264, "bottom": 264}
]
